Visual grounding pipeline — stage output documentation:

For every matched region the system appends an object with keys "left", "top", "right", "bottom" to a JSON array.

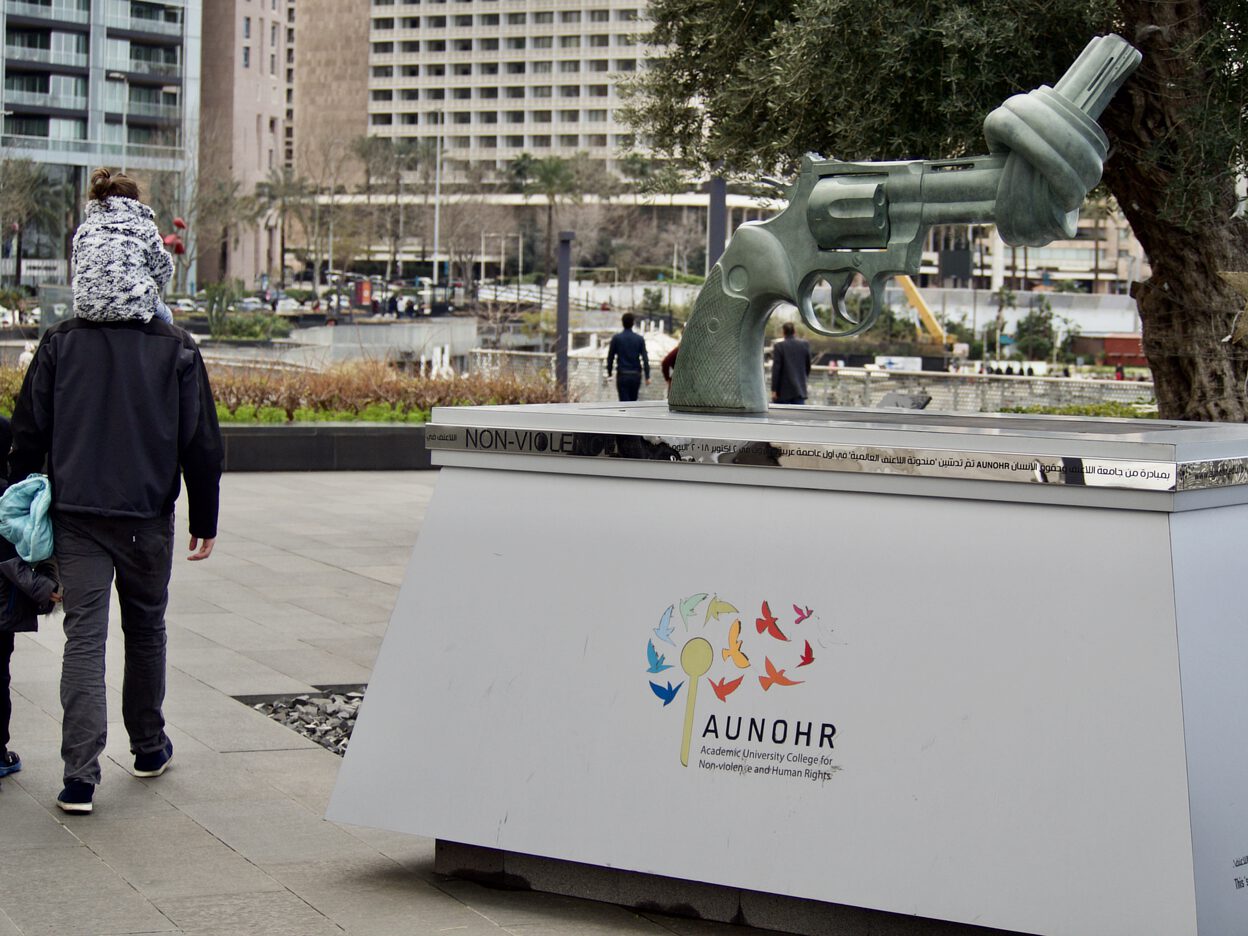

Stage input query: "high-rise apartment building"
[
  {"left": 366, "top": 0, "right": 645, "bottom": 176},
  {"left": 282, "top": 0, "right": 294, "bottom": 166},
  {"left": 290, "top": 0, "right": 367, "bottom": 186},
  {"left": 0, "top": 0, "right": 201, "bottom": 285},
  {"left": 199, "top": 0, "right": 288, "bottom": 287}
]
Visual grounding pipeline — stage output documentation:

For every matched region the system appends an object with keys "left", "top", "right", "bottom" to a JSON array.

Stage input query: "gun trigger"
[{"left": 833, "top": 275, "right": 859, "bottom": 326}]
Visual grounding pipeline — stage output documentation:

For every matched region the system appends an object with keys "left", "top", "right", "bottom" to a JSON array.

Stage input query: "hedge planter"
[{"left": 220, "top": 423, "right": 433, "bottom": 472}]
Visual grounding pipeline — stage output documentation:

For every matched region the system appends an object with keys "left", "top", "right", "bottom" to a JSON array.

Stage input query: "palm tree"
[
  {"left": 0, "top": 159, "right": 54, "bottom": 288},
  {"left": 525, "top": 155, "right": 578, "bottom": 278},
  {"left": 351, "top": 136, "right": 393, "bottom": 274},
  {"left": 1083, "top": 193, "right": 1116, "bottom": 295},
  {"left": 256, "top": 166, "right": 308, "bottom": 287},
  {"left": 384, "top": 139, "right": 430, "bottom": 280}
]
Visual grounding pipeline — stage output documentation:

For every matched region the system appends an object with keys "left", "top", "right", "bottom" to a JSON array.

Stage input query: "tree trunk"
[{"left": 1099, "top": 3, "right": 1248, "bottom": 421}]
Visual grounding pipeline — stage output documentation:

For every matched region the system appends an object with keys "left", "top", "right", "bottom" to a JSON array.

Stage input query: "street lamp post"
[{"left": 106, "top": 71, "right": 128, "bottom": 172}]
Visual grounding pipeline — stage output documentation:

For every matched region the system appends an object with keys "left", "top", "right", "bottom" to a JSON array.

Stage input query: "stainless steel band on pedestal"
[{"left": 424, "top": 424, "right": 1248, "bottom": 494}]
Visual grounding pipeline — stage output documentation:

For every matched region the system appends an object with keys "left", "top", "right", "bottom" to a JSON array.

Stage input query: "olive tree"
[{"left": 623, "top": 0, "right": 1248, "bottom": 420}]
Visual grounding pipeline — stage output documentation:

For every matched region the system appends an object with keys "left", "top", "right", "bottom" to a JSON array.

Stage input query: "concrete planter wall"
[{"left": 220, "top": 424, "right": 433, "bottom": 472}]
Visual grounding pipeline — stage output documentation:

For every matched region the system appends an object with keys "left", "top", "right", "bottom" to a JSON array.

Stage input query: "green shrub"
[
  {"left": 0, "top": 361, "right": 563, "bottom": 426},
  {"left": 211, "top": 313, "right": 292, "bottom": 341}
]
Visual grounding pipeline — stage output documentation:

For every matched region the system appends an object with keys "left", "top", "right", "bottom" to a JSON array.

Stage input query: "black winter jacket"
[
  {"left": 0, "top": 550, "right": 57, "bottom": 633},
  {"left": 8, "top": 317, "right": 223, "bottom": 539}
]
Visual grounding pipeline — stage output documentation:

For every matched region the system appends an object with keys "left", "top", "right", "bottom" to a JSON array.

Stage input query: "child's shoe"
[{"left": 0, "top": 750, "right": 20, "bottom": 777}]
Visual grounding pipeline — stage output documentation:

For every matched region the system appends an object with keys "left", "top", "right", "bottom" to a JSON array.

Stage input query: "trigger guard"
[{"left": 798, "top": 271, "right": 879, "bottom": 338}]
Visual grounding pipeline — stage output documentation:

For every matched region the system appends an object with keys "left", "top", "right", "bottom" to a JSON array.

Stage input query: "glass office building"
[{"left": 0, "top": 0, "right": 201, "bottom": 286}]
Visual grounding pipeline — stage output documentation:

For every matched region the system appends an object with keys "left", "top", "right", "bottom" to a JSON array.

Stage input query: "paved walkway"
[{"left": 0, "top": 472, "right": 771, "bottom": 936}]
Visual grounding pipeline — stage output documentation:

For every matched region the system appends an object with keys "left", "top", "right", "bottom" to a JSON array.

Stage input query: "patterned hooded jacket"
[{"left": 71, "top": 196, "right": 173, "bottom": 322}]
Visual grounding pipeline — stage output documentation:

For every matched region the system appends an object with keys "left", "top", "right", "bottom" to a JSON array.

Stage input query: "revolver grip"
[{"left": 669, "top": 265, "right": 773, "bottom": 414}]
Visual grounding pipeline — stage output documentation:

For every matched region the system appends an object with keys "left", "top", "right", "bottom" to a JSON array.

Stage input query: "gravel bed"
[{"left": 254, "top": 690, "right": 364, "bottom": 755}]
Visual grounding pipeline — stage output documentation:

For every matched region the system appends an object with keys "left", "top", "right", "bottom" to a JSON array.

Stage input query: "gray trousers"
[{"left": 56, "top": 513, "right": 175, "bottom": 785}]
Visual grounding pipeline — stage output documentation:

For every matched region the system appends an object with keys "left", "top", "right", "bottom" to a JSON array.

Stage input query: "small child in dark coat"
[{"left": 0, "top": 416, "right": 60, "bottom": 787}]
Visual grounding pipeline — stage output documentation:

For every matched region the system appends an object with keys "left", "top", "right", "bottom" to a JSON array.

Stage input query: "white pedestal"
[{"left": 329, "top": 403, "right": 1248, "bottom": 936}]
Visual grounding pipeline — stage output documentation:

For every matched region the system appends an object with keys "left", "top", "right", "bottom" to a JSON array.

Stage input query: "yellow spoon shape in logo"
[{"left": 680, "top": 637, "right": 713, "bottom": 766}]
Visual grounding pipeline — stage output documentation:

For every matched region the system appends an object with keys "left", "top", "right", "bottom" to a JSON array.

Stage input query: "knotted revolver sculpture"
[{"left": 668, "top": 34, "right": 1141, "bottom": 414}]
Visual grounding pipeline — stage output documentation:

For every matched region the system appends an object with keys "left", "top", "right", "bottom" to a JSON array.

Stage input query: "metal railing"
[
  {"left": 0, "top": 134, "right": 185, "bottom": 164},
  {"left": 4, "top": 89, "right": 87, "bottom": 110},
  {"left": 4, "top": 46, "right": 88, "bottom": 67},
  {"left": 468, "top": 350, "right": 1158, "bottom": 413},
  {"left": 5, "top": 0, "right": 89, "bottom": 23},
  {"left": 104, "top": 58, "right": 182, "bottom": 78},
  {"left": 123, "top": 100, "right": 181, "bottom": 119},
  {"left": 105, "top": 15, "right": 183, "bottom": 36}
]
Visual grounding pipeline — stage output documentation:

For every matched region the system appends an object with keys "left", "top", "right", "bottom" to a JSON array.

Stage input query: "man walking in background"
[
  {"left": 772, "top": 321, "right": 812, "bottom": 405},
  {"left": 606, "top": 312, "right": 650, "bottom": 402}
]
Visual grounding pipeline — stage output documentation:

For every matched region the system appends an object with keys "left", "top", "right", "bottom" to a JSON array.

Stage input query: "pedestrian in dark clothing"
[
  {"left": 404, "top": 297, "right": 416, "bottom": 318},
  {"left": 0, "top": 413, "right": 61, "bottom": 789},
  {"left": 387, "top": 294, "right": 399, "bottom": 318},
  {"left": 0, "top": 529, "right": 61, "bottom": 789},
  {"left": 606, "top": 312, "right": 650, "bottom": 402},
  {"left": 771, "top": 321, "right": 812, "bottom": 405},
  {"left": 7, "top": 167, "right": 224, "bottom": 815}
]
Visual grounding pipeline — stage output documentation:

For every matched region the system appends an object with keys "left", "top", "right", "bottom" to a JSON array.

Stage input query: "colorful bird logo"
[
  {"left": 653, "top": 605, "right": 676, "bottom": 646},
  {"left": 679, "top": 593, "right": 707, "bottom": 628},
  {"left": 704, "top": 595, "right": 738, "bottom": 625},
  {"left": 755, "top": 600, "right": 789, "bottom": 641},
  {"left": 649, "top": 680, "right": 683, "bottom": 706},
  {"left": 646, "top": 640, "right": 673, "bottom": 673},
  {"left": 645, "top": 594, "right": 825, "bottom": 766},
  {"left": 721, "top": 619, "right": 750, "bottom": 669},
  {"left": 758, "top": 656, "right": 803, "bottom": 691}
]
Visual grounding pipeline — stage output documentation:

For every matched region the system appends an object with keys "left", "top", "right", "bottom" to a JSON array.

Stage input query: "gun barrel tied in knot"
[{"left": 668, "top": 34, "right": 1142, "bottom": 415}]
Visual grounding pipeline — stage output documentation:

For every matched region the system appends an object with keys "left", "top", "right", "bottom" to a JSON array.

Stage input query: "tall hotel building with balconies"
[
  {"left": 0, "top": 0, "right": 200, "bottom": 285},
  {"left": 366, "top": 0, "right": 645, "bottom": 176}
]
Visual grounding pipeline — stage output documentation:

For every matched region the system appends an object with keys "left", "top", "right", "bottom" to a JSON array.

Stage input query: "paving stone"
[
  {"left": 0, "top": 844, "right": 175, "bottom": 935},
  {"left": 178, "top": 798, "right": 380, "bottom": 868},
  {"left": 65, "top": 815, "right": 285, "bottom": 901},
  {"left": 299, "top": 635, "right": 383, "bottom": 669},
  {"left": 155, "top": 891, "right": 339, "bottom": 936},
  {"left": 0, "top": 783, "right": 79, "bottom": 850},
  {"left": 226, "top": 747, "right": 346, "bottom": 814},
  {"left": 240, "top": 646, "right": 372, "bottom": 688},
  {"left": 267, "top": 854, "right": 505, "bottom": 936},
  {"left": 173, "top": 613, "right": 305, "bottom": 652},
  {"left": 167, "top": 647, "right": 316, "bottom": 696}
]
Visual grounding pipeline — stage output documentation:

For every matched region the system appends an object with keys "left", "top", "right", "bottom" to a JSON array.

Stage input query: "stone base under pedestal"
[{"left": 434, "top": 841, "right": 1022, "bottom": 936}]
